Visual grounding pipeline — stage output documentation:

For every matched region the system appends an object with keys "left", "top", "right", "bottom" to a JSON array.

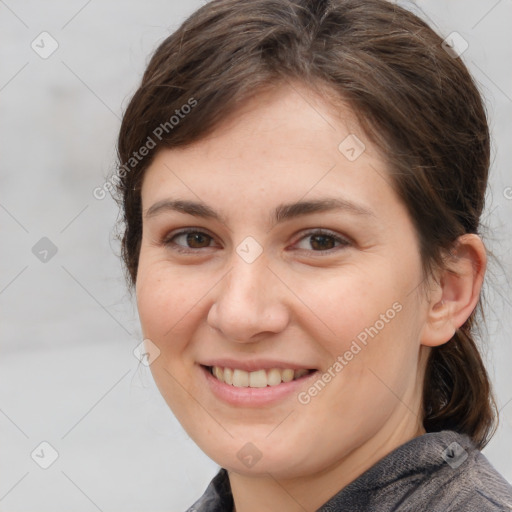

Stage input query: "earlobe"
[{"left": 420, "top": 234, "right": 487, "bottom": 348}]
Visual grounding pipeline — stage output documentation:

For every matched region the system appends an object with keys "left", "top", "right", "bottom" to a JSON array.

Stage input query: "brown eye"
[
  {"left": 183, "top": 232, "right": 212, "bottom": 248},
  {"left": 294, "top": 230, "right": 351, "bottom": 253},
  {"left": 310, "top": 234, "right": 336, "bottom": 251},
  {"left": 164, "top": 229, "right": 216, "bottom": 252}
]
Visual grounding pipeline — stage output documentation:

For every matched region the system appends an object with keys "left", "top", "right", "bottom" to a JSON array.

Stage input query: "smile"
[{"left": 207, "top": 365, "right": 315, "bottom": 388}]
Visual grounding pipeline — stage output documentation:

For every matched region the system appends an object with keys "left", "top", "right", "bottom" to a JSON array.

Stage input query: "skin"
[{"left": 135, "top": 83, "right": 486, "bottom": 512}]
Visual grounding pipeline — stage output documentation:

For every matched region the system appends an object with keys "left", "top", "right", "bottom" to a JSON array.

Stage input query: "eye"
[
  {"left": 292, "top": 229, "right": 351, "bottom": 253},
  {"left": 161, "top": 228, "right": 351, "bottom": 255},
  {"left": 163, "top": 228, "right": 217, "bottom": 253}
]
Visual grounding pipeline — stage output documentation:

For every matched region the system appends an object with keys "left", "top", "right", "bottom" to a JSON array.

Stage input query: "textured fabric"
[{"left": 185, "top": 430, "right": 512, "bottom": 511}]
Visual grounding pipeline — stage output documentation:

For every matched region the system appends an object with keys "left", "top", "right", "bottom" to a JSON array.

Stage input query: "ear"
[{"left": 420, "top": 234, "right": 487, "bottom": 347}]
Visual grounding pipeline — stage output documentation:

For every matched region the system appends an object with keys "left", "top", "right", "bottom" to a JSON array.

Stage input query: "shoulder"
[
  {"left": 317, "top": 430, "right": 512, "bottom": 512},
  {"left": 448, "top": 448, "right": 512, "bottom": 511},
  {"left": 409, "top": 431, "right": 512, "bottom": 512}
]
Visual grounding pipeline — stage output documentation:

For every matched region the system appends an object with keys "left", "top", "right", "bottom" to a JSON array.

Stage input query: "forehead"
[{"left": 140, "top": 84, "right": 398, "bottom": 220}]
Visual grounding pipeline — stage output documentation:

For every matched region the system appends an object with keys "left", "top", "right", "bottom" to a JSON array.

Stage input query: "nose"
[{"left": 206, "top": 254, "right": 290, "bottom": 343}]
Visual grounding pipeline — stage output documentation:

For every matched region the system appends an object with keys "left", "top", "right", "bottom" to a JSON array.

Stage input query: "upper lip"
[{"left": 199, "top": 359, "right": 317, "bottom": 372}]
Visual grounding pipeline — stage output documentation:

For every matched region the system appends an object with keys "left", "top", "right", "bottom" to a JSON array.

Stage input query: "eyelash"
[{"left": 161, "top": 228, "right": 351, "bottom": 255}]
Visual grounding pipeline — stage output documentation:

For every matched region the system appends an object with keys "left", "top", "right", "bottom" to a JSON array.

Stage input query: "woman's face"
[{"left": 136, "top": 84, "right": 432, "bottom": 479}]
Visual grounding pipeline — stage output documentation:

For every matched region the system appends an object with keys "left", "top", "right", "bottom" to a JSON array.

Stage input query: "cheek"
[
  {"left": 295, "top": 258, "right": 422, "bottom": 389},
  {"left": 135, "top": 259, "right": 210, "bottom": 414},
  {"left": 289, "top": 262, "right": 401, "bottom": 347},
  {"left": 135, "top": 259, "right": 205, "bottom": 351}
]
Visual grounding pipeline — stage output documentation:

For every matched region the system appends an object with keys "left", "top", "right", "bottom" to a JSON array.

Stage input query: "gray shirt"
[{"left": 185, "top": 430, "right": 512, "bottom": 511}]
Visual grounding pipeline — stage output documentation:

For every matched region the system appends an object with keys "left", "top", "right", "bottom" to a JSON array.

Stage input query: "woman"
[{"left": 114, "top": 0, "right": 512, "bottom": 510}]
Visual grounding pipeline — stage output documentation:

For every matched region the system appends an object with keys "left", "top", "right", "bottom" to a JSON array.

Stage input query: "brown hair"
[{"left": 115, "top": 0, "right": 498, "bottom": 449}]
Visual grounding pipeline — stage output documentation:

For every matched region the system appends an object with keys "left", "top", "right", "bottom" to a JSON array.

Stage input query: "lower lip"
[{"left": 199, "top": 364, "right": 319, "bottom": 407}]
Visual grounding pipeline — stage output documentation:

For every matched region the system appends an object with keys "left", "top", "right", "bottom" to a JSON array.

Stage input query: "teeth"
[
  {"left": 223, "top": 367, "right": 233, "bottom": 385},
  {"left": 281, "top": 369, "right": 294, "bottom": 383},
  {"left": 213, "top": 366, "right": 223, "bottom": 381},
  {"left": 209, "top": 366, "right": 312, "bottom": 387},
  {"left": 266, "top": 368, "right": 282, "bottom": 386},
  {"left": 232, "top": 369, "right": 249, "bottom": 387},
  {"left": 249, "top": 369, "right": 268, "bottom": 388}
]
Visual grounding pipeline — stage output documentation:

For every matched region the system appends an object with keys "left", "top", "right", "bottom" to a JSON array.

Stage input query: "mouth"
[{"left": 202, "top": 364, "right": 317, "bottom": 388}]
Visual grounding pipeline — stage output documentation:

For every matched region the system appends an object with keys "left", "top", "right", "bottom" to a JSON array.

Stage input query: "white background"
[{"left": 1, "top": 1, "right": 511, "bottom": 510}]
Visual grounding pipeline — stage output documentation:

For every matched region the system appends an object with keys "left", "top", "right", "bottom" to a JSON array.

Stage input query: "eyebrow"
[{"left": 144, "top": 197, "right": 375, "bottom": 226}]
